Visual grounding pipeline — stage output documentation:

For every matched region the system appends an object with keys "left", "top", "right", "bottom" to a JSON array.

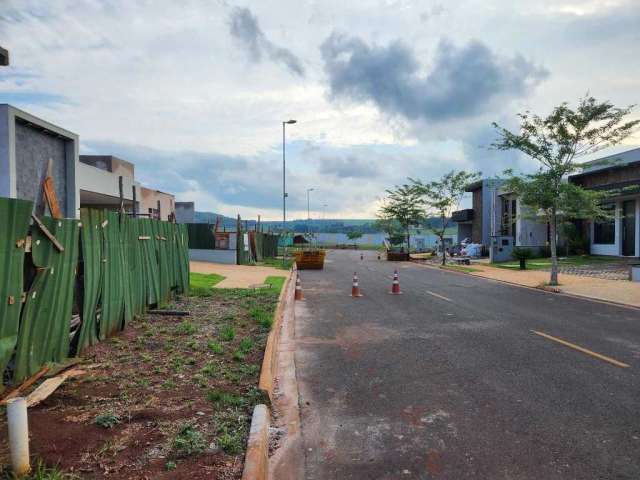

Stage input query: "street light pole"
[
  {"left": 282, "top": 119, "right": 296, "bottom": 265},
  {"left": 306, "top": 188, "right": 314, "bottom": 234}
]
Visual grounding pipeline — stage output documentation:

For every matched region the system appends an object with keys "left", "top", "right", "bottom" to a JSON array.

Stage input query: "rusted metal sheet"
[{"left": 0, "top": 198, "right": 33, "bottom": 388}]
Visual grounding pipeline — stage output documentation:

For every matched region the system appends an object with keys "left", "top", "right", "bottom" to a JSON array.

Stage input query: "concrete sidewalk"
[
  {"left": 463, "top": 263, "right": 640, "bottom": 308},
  {"left": 190, "top": 261, "right": 287, "bottom": 288}
]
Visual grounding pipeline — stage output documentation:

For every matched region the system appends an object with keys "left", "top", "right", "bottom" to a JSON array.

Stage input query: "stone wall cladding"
[{"left": 15, "top": 121, "right": 68, "bottom": 216}]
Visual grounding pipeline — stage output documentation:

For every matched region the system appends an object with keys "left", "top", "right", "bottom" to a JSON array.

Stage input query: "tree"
[
  {"left": 492, "top": 95, "right": 638, "bottom": 285},
  {"left": 412, "top": 170, "right": 481, "bottom": 265},
  {"left": 346, "top": 230, "right": 363, "bottom": 248},
  {"left": 377, "top": 184, "right": 425, "bottom": 252}
]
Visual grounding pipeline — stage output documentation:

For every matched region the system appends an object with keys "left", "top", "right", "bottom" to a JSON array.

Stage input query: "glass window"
[{"left": 594, "top": 204, "right": 615, "bottom": 244}]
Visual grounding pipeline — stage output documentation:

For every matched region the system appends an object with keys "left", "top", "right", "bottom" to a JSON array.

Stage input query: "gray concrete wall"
[
  {"left": 176, "top": 202, "right": 195, "bottom": 223},
  {"left": 0, "top": 105, "right": 10, "bottom": 197},
  {"left": 0, "top": 105, "right": 79, "bottom": 217},
  {"left": 189, "top": 248, "right": 237, "bottom": 264},
  {"left": 15, "top": 121, "right": 67, "bottom": 214}
]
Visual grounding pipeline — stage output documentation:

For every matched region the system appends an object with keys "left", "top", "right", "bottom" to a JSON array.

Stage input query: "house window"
[{"left": 593, "top": 204, "right": 615, "bottom": 244}]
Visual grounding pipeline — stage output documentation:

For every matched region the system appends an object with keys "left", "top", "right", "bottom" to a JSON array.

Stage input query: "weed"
[
  {"left": 161, "top": 379, "right": 177, "bottom": 389},
  {"left": 232, "top": 350, "right": 246, "bottom": 362},
  {"left": 172, "top": 423, "right": 206, "bottom": 458},
  {"left": 216, "top": 432, "right": 243, "bottom": 454},
  {"left": 187, "top": 340, "right": 198, "bottom": 350},
  {"left": 94, "top": 412, "right": 121, "bottom": 429},
  {"left": 237, "top": 364, "right": 259, "bottom": 377},
  {"left": 0, "top": 460, "right": 78, "bottom": 479},
  {"left": 140, "top": 353, "right": 152, "bottom": 362},
  {"left": 185, "top": 357, "right": 197, "bottom": 366},
  {"left": 220, "top": 325, "right": 236, "bottom": 342},
  {"left": 176, "top": 320, "right": 197, "bottom": 335},
  {"left": 165, "top": 461, "right": 177, "bottom": 471},
  {"left": 239, "top": 338, "right": 253, "bottom": 353},
  {"left": 207, "top": 389, "right": 243, "bottom": 407},
  {"left": 135, "top": 377, "right": 150, "bottom": 388},
  {"left": 249, "top": 307, "right": 273, "bottom": 329},
  {"left": 207, "top": 341, "right": 224, "bottom": 354},
  {"left": 200, "top": 361, "right": 218, "bottom": 377}
]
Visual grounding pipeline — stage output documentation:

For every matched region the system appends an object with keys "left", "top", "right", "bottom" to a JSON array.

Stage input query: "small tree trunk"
[
  {"left": 441, "top": 234, "right": 446, "bottom": 265},
  {"left": 406, "top": 228, "right": 411, "bottom": 254},
  {"left": 549, "top": 210, "right": 559, "bottom": 286}
]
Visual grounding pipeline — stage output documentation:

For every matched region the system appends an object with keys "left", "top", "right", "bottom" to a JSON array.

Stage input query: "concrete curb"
[
  {"left": 243, "top": 267, "right": 296, "bottom": 480},
  {"left": 412, "top": 260, "right": 640, "bottom": 312},
  {"left": 259, "top": 267, "right": 296, "bottom": 401},
  {"left": 241, "top": 404, "right": 270, "bottom": 480}
]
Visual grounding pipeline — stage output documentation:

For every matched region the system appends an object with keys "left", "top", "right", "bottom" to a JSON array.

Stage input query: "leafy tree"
[
  {"left": 412, "top": 170, "right": 481, "bottom": 265},
  {"left": 377, "top": 184, "right": 425, "bottom": 251},
  {"left": 492, "top": 95, "right": 638, "bottom": 285},
  {"left": 346, "top": 230, "right": 364, "bottom": 247}
]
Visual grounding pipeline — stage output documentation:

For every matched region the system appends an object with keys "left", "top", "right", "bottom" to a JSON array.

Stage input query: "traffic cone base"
[
  {"left": 350, "top": 272, "right": 363, "bottom": 297},
  {"left": 389, "top": 270, "right": 402, "bottom": 294},
  {"left": 294, "top": 276, "right": 303, "bottom": 300}
]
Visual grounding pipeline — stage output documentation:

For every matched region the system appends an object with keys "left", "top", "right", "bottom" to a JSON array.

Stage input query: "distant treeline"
[{"left": 193, "top": 211, "right": 454, "bottom": 234}]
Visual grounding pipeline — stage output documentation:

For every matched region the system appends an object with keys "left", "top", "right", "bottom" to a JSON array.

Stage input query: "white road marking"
[{"left": 426, "top": 290, "right": 452, "bottom": 302}]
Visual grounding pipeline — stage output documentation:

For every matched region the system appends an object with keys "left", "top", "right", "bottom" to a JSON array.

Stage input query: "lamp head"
[{"left": 284, "top": 119, "right": 297, "bottom": 124}]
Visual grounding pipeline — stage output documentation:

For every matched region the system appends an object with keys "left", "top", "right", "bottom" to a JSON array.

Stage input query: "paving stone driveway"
[{"left": 544, "top": 259, "right": 635, "bottom": 281}]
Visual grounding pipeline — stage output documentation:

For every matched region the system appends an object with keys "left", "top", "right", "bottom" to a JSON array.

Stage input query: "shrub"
[
  {"left": 511, "top": 247, "right": 534, "bottom": 270},
  {"left": 94, "top": 413, "right": 121, "bottom": 429}
]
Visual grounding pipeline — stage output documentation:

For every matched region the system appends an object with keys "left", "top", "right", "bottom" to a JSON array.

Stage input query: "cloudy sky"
[{"left": 1, "top": 0, "right": 639, "bottom": 220}]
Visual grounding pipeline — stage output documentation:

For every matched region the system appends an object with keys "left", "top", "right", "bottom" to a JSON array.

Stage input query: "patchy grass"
[
  {"left": 440, "top": 265, "right": 481, "bottom": 273},
  {"left": 189, "top": 272, "right": 225, "bottom": 296},
  {"left": 490, "top": 255, "right": 616, "bottom": 271},
  {"left": 0, "top": 461, "right": 79, "bottom": 480},
  {"left": 257, "top": 257, "right": 293, "bottom": 270},
  {"left": 0, "top": 284, "right": 281, "bottom": 479},
  {"left": 265, "top": 275, "right": 286, "bottom": 293}
]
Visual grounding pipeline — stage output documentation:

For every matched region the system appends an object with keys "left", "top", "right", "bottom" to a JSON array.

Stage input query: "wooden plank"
[
  {"left": 26, "top": 368, "right": 86, "bottom": 407},
  {"left": 0, "top": 366, "right": 49, "bottom": 405},
  {"left": 42, "top": 176, "right": 62, "bottom": 219},
  {"left": 31, "top": 213, "right": 64, "bottom": 252}
]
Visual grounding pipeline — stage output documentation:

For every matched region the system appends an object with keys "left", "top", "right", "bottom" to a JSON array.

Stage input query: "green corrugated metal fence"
[
  {"left": 0, "top": 198, "right": 33, "bottom": 390},
  {"left": 0, "top": 198, "right": 190, "bottom": 386}
]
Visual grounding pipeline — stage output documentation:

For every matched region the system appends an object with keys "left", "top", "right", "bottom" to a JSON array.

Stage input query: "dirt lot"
[{"left": 0, "top": 281, "right": 282, "bottom": 479}]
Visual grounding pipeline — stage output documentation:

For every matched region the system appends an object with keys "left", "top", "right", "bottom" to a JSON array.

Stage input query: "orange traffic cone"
[
  {"left": 350, "top": 272, "right": 363, "bottom": 297},
  {"left": 294, "top": 276, "right": 303, "bottom": 300},
  {"left": 389, "top": 269, "right": 402, "bottom": 295}
]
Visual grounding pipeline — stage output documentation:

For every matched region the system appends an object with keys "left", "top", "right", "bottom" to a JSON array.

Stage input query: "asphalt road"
[{"left": 294, "top": 249, "right": 640, "bottom": 480}]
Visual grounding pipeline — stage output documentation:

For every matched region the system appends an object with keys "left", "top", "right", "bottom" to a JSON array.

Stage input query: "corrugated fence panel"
[
  {"left": 0, "top": 198, "right": 33, "bottom": 387},
  {"left": 13, "top": 217, "right": 80, "bottom": 382},
  {"left": 176, "top": 224, "right": 189, "bottom": 295},
  {"left": 139, "top": 219, "right": 160, "bottom": 306},
  {"left": 100, "top": 211, "right": 125, "bottom": 339},
  {"left": 186, "top": 223, "right": 215, "bottom": 249},
  {"left": 154, "top": 220, "right": 171, "bottom": 307},
  {"left": 121, "top": 214, "right": 135, "bottom": 327},
  {"left": 76, "top": 209, "right": 104, "bottom": 354},
  {"left": 130, "top": 218, "right": 146, "bottom": 315}
]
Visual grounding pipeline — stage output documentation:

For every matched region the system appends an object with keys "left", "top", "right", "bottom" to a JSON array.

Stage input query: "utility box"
[{"left": 490, "top": 235, "right": 514, "bottom": 263}]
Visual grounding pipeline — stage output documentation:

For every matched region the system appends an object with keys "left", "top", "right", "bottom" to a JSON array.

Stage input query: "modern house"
[
  {"left": 1, "top": 104, "right": 178, "bottom": 220},
  {"left": 452, "top": 178, "right": 549, "bottom": 260},
  {"left": 569, "top": 147, "right": 640, "bottom": 257}
]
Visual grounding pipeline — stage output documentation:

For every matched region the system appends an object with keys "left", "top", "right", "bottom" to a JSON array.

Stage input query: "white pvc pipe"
[{"left": 6, "top": 397, "right": 30, "bottom": 476}]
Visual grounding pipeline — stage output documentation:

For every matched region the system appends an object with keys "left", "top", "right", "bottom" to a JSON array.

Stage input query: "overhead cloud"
[
  {"left": 317, "top": 155, "right": 380, "bottom": 178},
  {"left": 229, "top": 7, "right": 305, "bottom": 76},
  {"left": 321, "top": 34, "right": 549, "bottom": 122}
]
